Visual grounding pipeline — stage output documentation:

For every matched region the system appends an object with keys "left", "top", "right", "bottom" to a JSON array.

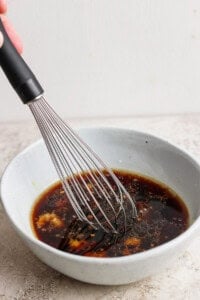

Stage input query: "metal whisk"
[
  {"left": 28, "top": 97, "right": 137, "bottom": 232},
  {"left": 0, "top": 19, "right": 137, "bottom": 233}
]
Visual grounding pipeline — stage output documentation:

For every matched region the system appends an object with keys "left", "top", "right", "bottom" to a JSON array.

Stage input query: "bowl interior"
[{"left": 1, "top": 127, "right": 200, "bottom": 239}]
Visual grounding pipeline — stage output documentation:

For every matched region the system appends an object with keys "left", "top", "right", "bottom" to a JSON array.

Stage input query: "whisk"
[{"left": 0, "top": 19, "right": 137, "bottom": 233}]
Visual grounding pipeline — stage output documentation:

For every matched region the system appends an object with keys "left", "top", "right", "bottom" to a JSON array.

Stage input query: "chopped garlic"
[
  {"left": 36, "top": 212, "right": 63, "bottom": 228},
  {"left": 124, "top": 237, "right": 141, "bottom": 247}
]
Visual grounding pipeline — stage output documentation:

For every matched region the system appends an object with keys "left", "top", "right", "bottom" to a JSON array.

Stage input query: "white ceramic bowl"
[{"left": 1, "top": 127, "right": 200, "bottom": 285}]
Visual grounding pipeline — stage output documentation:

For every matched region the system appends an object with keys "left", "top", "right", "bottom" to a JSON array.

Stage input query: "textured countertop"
[{"left": 1, "top": 114, "right": 200, "bottom": 300}]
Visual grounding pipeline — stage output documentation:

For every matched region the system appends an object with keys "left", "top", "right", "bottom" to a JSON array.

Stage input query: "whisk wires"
[{"left": 29, "top": 97, "right": 137, "bottom": 233}]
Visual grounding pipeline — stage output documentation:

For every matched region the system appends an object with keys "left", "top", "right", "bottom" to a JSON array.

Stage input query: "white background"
[{"left": 0, "top": 0, "right": 200, "bottom": 121}]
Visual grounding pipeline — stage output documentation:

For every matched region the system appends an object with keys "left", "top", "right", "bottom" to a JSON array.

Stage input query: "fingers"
[
  {"left": 0, "top": 0, "right": 7, "bottom": 14},
  {"left": 0, "top": 15, "right": 23, "bottom": 53},
  {"left": 0, "top": 0, "right": 23, "bottom": 54}
]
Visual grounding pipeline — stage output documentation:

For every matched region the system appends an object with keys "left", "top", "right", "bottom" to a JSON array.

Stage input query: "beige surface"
[{"left": 0, "top": 114, "right": 200, "bottom": 300}]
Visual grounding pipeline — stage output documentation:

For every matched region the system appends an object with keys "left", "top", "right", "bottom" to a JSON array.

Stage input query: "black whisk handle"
[{"left": 0, "top": 18, "right": 43, "bottom": 104}]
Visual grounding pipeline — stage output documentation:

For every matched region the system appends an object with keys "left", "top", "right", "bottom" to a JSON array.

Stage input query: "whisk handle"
[{"left": 0, "top": 18, "right": 43, "bottom": 104}]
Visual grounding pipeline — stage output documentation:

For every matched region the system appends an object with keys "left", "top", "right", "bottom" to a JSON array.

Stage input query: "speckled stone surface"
[{"left": 1, "top": 114, "right": 200, "bottom": 300}]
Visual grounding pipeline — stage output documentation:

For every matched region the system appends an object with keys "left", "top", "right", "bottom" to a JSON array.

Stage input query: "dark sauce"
[{"left": 31, "top": 170, "right": 189, "bottom": 257}]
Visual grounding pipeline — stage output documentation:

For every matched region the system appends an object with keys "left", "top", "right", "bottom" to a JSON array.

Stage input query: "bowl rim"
[{"left": 1, "top": 126, "right": 200, "bottom": 264}]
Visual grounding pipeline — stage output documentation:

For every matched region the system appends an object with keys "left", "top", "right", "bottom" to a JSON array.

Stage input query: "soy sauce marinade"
[{"left": 31, "top": 170, "right": 189, "bottom": 257}]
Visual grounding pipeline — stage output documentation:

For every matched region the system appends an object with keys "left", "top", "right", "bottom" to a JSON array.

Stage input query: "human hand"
[{"left": 0, "top": 0, "right": 23, "bottom": 53}]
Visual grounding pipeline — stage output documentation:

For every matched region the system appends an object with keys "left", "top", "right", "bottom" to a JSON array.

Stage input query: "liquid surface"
[{"left": 31, "top": 170, "right": 189, "bottom": 257}]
